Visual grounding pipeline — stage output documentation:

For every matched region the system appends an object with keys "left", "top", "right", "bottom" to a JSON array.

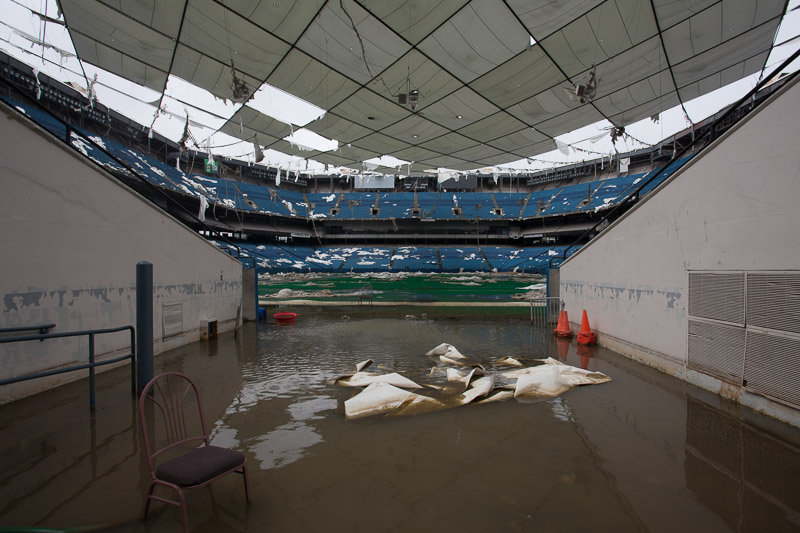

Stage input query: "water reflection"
[
  {"left": 249, "top": 397, "right": 337, "bottom": 469},
  {"left": 1, "top": 317, "right": 800, "bottom": 532},
  {"left": 556, "top": 337, "right": 570, "bottom": 361},
  {"left": 577, "top": 343, "right": 594, "bottom": 369},
  {"left": 686, "top": 397, "right": 800, "bottom": 530}
]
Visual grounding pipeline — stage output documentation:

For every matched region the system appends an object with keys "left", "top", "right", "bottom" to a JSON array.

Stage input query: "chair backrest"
[{"left": 139, "top": 372, "right": 210, "bottom": 474}]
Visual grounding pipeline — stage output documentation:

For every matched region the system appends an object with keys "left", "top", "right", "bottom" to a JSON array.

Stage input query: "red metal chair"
[{"left": 138, "top": 371, "right": 250, "bottom": 532}]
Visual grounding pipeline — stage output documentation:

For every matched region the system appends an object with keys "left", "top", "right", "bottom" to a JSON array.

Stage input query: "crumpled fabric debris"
[{"left": 335, "top": 345, "right": 611, "bottom": 419}]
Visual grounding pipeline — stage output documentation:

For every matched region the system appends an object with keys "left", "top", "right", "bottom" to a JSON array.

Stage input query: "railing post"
[
  {"left": 137, "top": 261, "right": 154, "bottom": 395},
  {"left": 89, "top": 332, "right": 95, "bottom": 410}
]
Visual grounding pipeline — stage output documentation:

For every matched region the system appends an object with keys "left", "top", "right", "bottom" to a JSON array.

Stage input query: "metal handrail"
[
  {"left": 0, "top": 323, "right": 56, "bottom": 336},
  {"left": 0, "top": 325, "right": 136, "bottom": 410},
  {"left": 529, "top": 297, "right": 564, "bottom": 325}
]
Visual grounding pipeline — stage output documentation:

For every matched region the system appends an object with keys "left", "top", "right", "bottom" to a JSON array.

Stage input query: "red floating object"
[{"left": 273, "top": 312, "right": 297, "bottom": 322}]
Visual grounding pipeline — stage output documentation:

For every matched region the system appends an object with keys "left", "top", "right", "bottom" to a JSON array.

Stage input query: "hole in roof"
[
  {"left": 247, "top": 82, "right": 326, "bottom": 127},
  {"left": 284, "top": 129, "right": 338, "bottom": 152}
]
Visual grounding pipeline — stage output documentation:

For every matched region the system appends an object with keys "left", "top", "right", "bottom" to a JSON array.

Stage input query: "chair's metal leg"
[
  {"left": 241, "top": 464, "right": 251, "bottom": 502},
  {"left": 177, "top": 489, "right": 190, "bottom": 533},
  {"left": 142, "top": 482, "right": 156, "bottom": 519}
]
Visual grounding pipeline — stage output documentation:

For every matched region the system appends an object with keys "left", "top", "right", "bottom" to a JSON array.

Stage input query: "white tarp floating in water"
[
  {"left": 461, "top": 375, "right": 495, "bottom": 404},
  {"left": 497, "top": 357, "right": 524, "bottom": 367},
  {"left": 505, "top": 358, "right": 611, "bottom": 398},
  {"left": 443, "top": 367, "right": 481, "bottom": 395},
  {"left": 344, "top": 382, "right": 441, "bottom": 419},
  {"left": 336, "top": 345, "right": 611, "bottom": 419},
  {"left": 425, "top": 342, "right": 468, "bottom": 365},
  {"left": 332, "top": 359, "right": 423, "bottom": 389}
]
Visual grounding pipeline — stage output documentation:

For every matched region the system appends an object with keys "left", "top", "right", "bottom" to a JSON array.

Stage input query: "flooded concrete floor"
[{"left": 1, "top": 312, "right": 800, "bottom": 532}]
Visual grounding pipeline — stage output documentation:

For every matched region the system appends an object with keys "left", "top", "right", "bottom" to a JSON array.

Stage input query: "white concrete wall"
[
  {"left": 0, "top": 104, "right": 243, "bottom": 403},
  {"left": 559, "top": 77, "right": 800, "bottom": 422}
]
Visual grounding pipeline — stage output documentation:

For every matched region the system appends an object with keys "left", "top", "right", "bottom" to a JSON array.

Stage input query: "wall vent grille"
[
  {"left": 688, "top": 271, "right": 800, "bottom": 410},
  {"left": 747, "top": 272, "right": 800, "bottom": 334},
  {"left": 162, "top": 302, "right": 183, "bottom": 339},
  {"left": 688, "top": 319, "right": 745, "bottom": 382},
  {"left": 688, "top": 272, "right": 744, "bottom": 325},
  {"left": 744, "top": 330, "right": 800, "bottom": 407}
]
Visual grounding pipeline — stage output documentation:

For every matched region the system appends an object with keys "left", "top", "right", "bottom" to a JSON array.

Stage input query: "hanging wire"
[
  {"left": 39, "top": 0, "right": 47, "bottom": 64},
  {"left": 0, "top": 29, "right": 251, "bottom": 149},
  {"left": 339, "top": 0, "right": 372, "bottom": 78}
]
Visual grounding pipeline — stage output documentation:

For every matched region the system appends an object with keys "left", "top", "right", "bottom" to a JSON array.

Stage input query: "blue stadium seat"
[
  {"left": 391, "top": 247, "right": 440, "bottom": 272},
  {"left": 378, "top": 193, "right": 415, "bottom": 219},
  {"left": 538, "top": 181, "right": 603, "bottom": 216},
  {"left": 438, "top": 247, "right": 488, "bottom": 271},
  {"left": 521, "top": 190, "right": 558, "bottom": 218},
  {"left": 338, "top": 247, "right": 393, "bottom": 272},
  {"left": 492, "top": 193, "right": 527, "bottom": 219}
]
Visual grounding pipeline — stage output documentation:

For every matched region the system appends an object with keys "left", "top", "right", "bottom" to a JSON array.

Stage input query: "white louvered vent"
[
  {"left": 744, "top": 331, "right": 800, "bottom": 408},
  {"left": 688, "top": 272, "right": 745, "bottom": 325},
  {"left": 162, "top": 302, "right": 183, "bottom": 339},
  {"left": 746, "top": 272, "right": 800, "bottom": 334},
  {"left": 687, "top": 319, "right": 746, "bottom": 382},
  {"left": 688, "top": 271, "right": 800, "bottom": 409}
]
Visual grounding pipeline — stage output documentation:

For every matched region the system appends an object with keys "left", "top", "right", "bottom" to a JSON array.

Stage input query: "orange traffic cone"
[
  {"left": 577, "top": 310, "right": 596, "bottom": 345},
  {"left": 554, "top": 310, "right": 573, "bottom": 338}
]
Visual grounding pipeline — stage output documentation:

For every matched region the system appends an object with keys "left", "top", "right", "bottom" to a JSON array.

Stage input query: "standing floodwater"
[{"left": 1, "top": 314, "right": 799, "bottom": 532}]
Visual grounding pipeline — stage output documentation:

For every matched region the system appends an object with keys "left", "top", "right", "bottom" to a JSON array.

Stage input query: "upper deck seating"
[
  {"left": 492, "top": 193, "right": 527, "bottom": 219},
  {"left": 415, "top": 192, "right": 447, "bottom": 219},
  {"left": 453, "top": 193, "right": 496, "bottom": 219},
  {"left": 305, "top": 192, "right": 340, "bottom": 219},
  {"left": 377, "top": 192, "right": 415, "bottom": 219},
  {"left": 274, "top": 189, "right": 310, "bottom": 218},
  {"left": 334, "top": 192, "right": 377, "bottom": 219},
  {"left": 1, "top": 94, "right": 67, "bottom": 139},
  {"left": 539, "top": 180, "right": 605, "bottom": 216},
  {"left": 581, "top": 173, "right": 644, "bottom": 213},
  {"left": 521, "top": 189, "right": 560, "bottom": 218},
  {"left": 638, "top": 156, "right": 693, "bottom": 195}
]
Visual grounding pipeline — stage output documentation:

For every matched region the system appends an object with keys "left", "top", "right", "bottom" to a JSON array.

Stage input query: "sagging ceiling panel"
[{"left": 58, "top": 0, "right": 788, "bottom": 171}]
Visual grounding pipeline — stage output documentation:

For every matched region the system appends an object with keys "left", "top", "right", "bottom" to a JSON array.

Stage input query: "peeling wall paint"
[
  {"left": 0, "top": 107, "right": 243, "bottom": 402},
  {"left": 561, "top": 280, "right": 682, "bottom": 310}
]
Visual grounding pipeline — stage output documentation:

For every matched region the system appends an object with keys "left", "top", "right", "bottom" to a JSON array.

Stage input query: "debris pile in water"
[{"left": 333, "top": 343, "right": 611, "bottom": 419}]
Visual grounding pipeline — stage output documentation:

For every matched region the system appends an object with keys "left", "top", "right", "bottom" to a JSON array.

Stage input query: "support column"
[{"left": 136, "top": 261, "right": 153, "bottom": 394}]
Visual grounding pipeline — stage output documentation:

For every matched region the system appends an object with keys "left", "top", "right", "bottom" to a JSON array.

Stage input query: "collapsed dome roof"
[{"left": 59, "top": 0, "right": 786, "bottom": 173}]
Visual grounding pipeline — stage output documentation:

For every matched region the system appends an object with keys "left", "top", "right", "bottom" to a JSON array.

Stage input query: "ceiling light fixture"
[
  {"left": 396, "top": 78, "right": 421, "bottom": 111},
  {"left": 565, "top": 64, "right": 599, "bottom": 104},
  {"left": 408, "top": 89, "right": 419, "bottom": 110}
]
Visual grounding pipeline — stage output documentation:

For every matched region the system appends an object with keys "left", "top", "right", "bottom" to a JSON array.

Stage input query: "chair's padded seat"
[{"left": 156, "top": 446, "right": 245, "bottom": 487}]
